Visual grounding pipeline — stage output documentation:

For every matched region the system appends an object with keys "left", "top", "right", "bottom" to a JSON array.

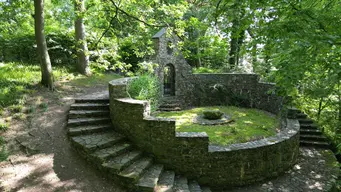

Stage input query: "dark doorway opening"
[{"left": 164, "top": 64, "right": 175, "bottom": 96}]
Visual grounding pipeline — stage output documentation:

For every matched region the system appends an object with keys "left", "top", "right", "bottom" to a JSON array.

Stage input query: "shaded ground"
[
  {"left": 0, "top": 80, "right": 126, "bottom": 192},
  {"left": 228, "top": 147, "right": 339, "bottom": 192}
]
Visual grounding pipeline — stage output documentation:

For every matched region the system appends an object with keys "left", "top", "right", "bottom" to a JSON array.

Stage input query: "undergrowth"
[{"left": 127, "top": 74, "right": 161, "bottom": 111}]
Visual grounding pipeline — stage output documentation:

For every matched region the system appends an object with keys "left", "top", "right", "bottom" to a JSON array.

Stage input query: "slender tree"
[
  {"left": 75, "top": 0, "right": 91, "bottom": 76},
  {"left": 34, "top": 0, "right": 54, "bottom": 90}
]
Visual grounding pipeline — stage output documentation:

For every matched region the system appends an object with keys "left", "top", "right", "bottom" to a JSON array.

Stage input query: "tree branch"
[
  {"left": 108, "top": 0, "right": 166, "bottom": 28},
  {"left": 94, "top": 8, "right": 118, "bottom": 48},
  {"left": 290, "top": 3, "right": 327, "bottom": 33}
]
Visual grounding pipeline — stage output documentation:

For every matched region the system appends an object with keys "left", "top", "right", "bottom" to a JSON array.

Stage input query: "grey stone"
[
  {"left": 102, "top": 150, "right": 142, "bottom": 173},
  {"left": 173, "top": 176, "right": 190, "bottom": 192},
  {"left": 67, "top": 117, "right": 111, "bottom": 127},
  {"left": 71, "top": 131, "right": 124, "bottom": 152},
  {"left": 118, "top": 157, "right": 153, "bottom": 181},
  {"left": 156, "top": 170, "right": 175, "bottom": 192},
  {"left": 137, "top": 164, "right": 164, "bottom": 191},
  {"left": 68, "top": 124, "right": 111, "bottom": 136},
  {"left": 90, "top": 142, "right": 132, "bottom": 162}
]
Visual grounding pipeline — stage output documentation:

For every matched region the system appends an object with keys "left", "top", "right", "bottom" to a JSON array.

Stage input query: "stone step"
[
  {"left": 71, "top": 131, "right": 124, "bottom": 152},
  {"left": 298, "top": 118, "right": 313, "bottom": 124},
  {"left": 300, "top": 134, "right": 328, "bottom": 142},
  {"left": 300, "top": 129, "right": 323, "bottom": 135},
  {"left": 102, "top": 150, "right": 143, "bottom": 174},
  {"left": 296, "top": 113, "right": 307, "bottom": 119},
  {"left": 137, "top": 164, "right": 164, "bottom": 192},
  {"left": 300, "top": 123, "right": 318, "bottom": 130},
  {"left": 68, "top": 110, "right": 110, "bottom": 118},
  {"left": 68, "top": 117, "right": 111, "bottom": 127},
  {"left": 188, "top": 180, "right": 202, "bottom": 192},
  {"left": 75, "top": 98, "right": 109, "bottom": 103},
  {"left": 173, "top": 176, "right": 190, "bottom": 192},
  {"left": 159, "top": 103, "right": 181, "bottom": 108},
  {"left": 201, "top": 187, "right": 212, "bottom": 192},
  {"left": 300, "top": 140, "right": 330, "bottom": 148},
  {"left": 90, "top": 142, "right": 132, "bottom": 163},
  {"left": 286, "top": 107, "right": 302, "bottom": 119},
  {"left": 68, "top": 124, "right": 112, "bottom": 136},
  {"left": 287, "top": 107, "right": 301, "bottom": 113},
  {"left": 158, "top": 107, "right": 182, "bottom": 112},
  {"left": 156, "top": 170, "right": 175, "bottom": 192},
  {"left": 118, "top": 157, "right": 153, "bottom": 184},
  {"left": 70, "top": 103, "right": 109, "bottom": 110},
  {"left": 161, "top": 96, "right": 180, "bottom": 102}
]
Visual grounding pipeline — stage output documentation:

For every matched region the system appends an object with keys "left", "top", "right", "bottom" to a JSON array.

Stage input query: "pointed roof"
[{"left": 152, "top": 28, "right": 167, "bottom": 39}]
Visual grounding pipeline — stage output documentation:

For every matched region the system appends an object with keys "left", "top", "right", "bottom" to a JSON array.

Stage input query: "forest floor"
[{"left": 0, "top": 73, "right": 126, "bottom": 192}]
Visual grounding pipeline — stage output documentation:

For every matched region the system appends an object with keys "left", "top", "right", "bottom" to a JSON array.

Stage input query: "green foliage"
[
  {"left": 127, "top": 74, "right": 161, "bottom": 111},
  {"left": 0, "top": 145, "right": 9, "bottom": 162},
  {"left": 9, "top": 105, "right": 23, "bottom": 113},
  {"left": 39, "top": 103, "right": 49, "bottom": 112},
  {"left": 0, "top": 62, "right": 74, "bottom": 108},
  {"left": 192, "top": 67, "right": 222, "bottom": 74},
  {"left": 26, "top": 105, "right": 36, "bottom": 114},
  {"left": 0, "top": 123, "right": 9, "bottom": 131},
  {"left": 12, "top": 113, "right": 25, "bottom": 120},
  {"left": 156, "top": 106, "right": 279, "bottom": 145},
  {"left": 0, "top": 32, "right": 76, "bottom": 65}
]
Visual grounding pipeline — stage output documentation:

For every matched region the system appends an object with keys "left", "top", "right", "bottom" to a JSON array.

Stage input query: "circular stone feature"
[
  {"left": 193, "top": 114, "right": 233, "bottom": 125},
  {"left": 203, "top": 109, "right": 224, "bottom": 120}
]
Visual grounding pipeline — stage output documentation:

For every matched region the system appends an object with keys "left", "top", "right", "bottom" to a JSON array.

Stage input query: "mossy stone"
[{"left": 203, "top": 110, "right": 224, "bottom": 120}]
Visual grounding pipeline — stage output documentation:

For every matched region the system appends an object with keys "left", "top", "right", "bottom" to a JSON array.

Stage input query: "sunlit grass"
[
  {"left": 65, "top": 72, "right": 121, "bottom": 87},
  {"left": 155, "top": 106, "right": 280, "bottom": 146},
  {"left": 0, "top": 62, "right": 121, "bottom": 108}
]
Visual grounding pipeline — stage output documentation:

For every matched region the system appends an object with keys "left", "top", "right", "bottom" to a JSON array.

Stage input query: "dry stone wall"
[
  {"left": 108, "top": 77, "right": 300, "bottom": 187},
  {"left": 180, "top": 73, "right": 282, "bottom": 114}
]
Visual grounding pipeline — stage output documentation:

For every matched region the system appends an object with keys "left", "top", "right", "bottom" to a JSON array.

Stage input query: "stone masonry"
[{"left": 108, "top": 78, "right": 300, "bottom": 187}]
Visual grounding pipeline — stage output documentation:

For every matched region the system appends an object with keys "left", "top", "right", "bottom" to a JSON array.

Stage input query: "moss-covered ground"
[{"left": 155, "top": 106, "right": 280, "bottom": 145}]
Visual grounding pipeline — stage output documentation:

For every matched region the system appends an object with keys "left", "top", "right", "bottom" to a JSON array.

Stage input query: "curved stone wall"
[{"left": 108, "top": 76, "right": 300, "bottom": 187}]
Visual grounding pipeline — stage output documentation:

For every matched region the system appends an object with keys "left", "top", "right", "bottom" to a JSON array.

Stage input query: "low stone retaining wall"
[
  {"left": 178, "top": 73, "right": 282, "bottom": 114},
  {"left": 108, "top": 76, "right": 300, "bottom": 187}
]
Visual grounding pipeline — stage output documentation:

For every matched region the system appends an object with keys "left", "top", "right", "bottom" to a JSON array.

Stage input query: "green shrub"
[
  {"left": 26, "top": 105, "right": 36, "bottom": 114},
  {"left": 13, "top": 113, "right": 25, "bottom": 120},
  {"left": 0, "top": 145, "right": 9, "bottom": 162},
  {"left": 0, "top": 123, "right": 9, "bottom": 131},
  {"left": 192, "top": 67, "right": 222, "bottom": 74},
  {"left": 127, "top": 74, "right": 161, "bottom": 111},
  {"left": 203, "top": 109, "right": 224, "bottom": 120},
  {"left": 39, "top": 103, "right": 49, "bottom": 112},
  {"left": 9, "top": 105, "right": 23, "bottom": 113}
]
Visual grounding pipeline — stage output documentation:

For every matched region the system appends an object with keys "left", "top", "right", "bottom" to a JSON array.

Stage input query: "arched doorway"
[{"left": 164, "top": 64, "right": 175, "bottom": 96}]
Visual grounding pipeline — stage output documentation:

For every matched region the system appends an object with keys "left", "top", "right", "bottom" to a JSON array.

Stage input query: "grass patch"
[
  {"left": 0, "top": 62, "right": 71, "bottom": 108},
  {"left": 0, "top": 136, "right": 8, "bottom": 162},
  {"left": 155, "top": 106, "right": 280, "bottom": 146},
  {"left": 66, "top": 72, "right": 121, "bottom": 87},
  {"left": 0, "top": 62, "right": 122, "bottom": 109}
]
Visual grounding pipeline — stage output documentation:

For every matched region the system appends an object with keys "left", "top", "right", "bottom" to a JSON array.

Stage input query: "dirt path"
[{"left": 0, "top": 84, "right": 126, "bottom": 192}]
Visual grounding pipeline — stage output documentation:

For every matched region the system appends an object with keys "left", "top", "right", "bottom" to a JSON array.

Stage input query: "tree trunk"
[
  {"left": 336, "top": 80, "right": 341, "bottom": 134},
  {"left": 228, "top": 4, "right": 245, "bottom": 71},
  {"left": 75, "top": 0, "right": 91, "bottom": 76},
  {"left": 228, "top": 23, "right": 245, "bottom": 70},
  {"left": 34, "top": 0, "right": 54, "bottom": 90}
]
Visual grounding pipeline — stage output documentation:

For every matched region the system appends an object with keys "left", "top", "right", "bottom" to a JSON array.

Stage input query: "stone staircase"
[
  {"left": 158, "top": 96, "right": 182, "bottom": 111},
  {"left": 289, "top": 108, "right": 330, "bottom": 148},
  {"left": 67, "top": 98, "right": 212, "bottom": 192}
]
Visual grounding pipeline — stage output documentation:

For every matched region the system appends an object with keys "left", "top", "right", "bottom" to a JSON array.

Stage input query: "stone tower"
[{"left": 152, "top": 28, "right": 193, "bottom": 98}]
